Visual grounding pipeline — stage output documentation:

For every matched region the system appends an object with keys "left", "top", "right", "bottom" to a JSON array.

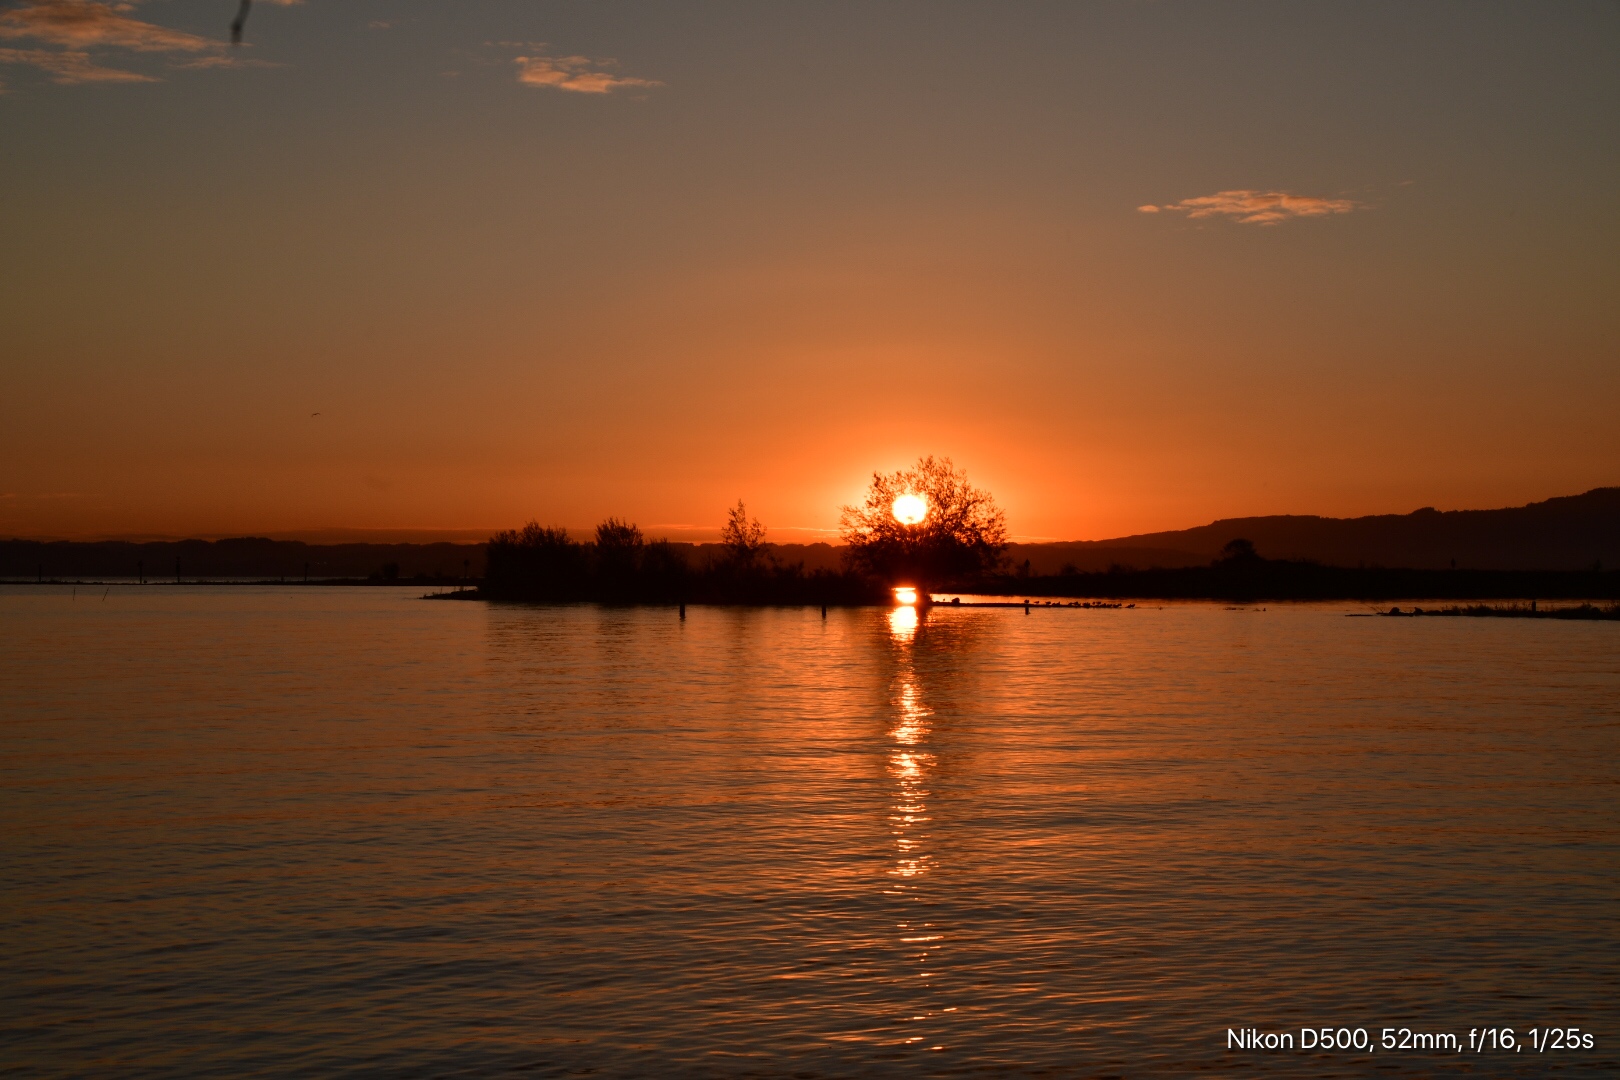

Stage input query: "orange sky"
[{"left": 2, "top": 1, "right": 1616, "bottom": 542}]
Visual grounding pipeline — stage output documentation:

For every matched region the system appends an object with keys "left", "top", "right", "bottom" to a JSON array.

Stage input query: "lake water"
[{"left": 3, "top": 587, "right": 1617, "bottom": 1077}]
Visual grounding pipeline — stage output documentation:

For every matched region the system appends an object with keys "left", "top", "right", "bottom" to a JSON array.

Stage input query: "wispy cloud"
[
  {"left": 173, "top": 53, "right": 276, "bottom": 71},
  {"left": 0, "top": 0, "right": 297, "bottom": 86},
  {"left": 0, "top": 1, "right": 214, "bottom": 52},
  {"left": 514, "top": 54, "right": 660, "bottom": 94},
  {"left": 1138, "top": 189, "right": 1363, "bottom": 226},
  {"left": 0, "top": 44, "right": 153, "bottom": 82}
]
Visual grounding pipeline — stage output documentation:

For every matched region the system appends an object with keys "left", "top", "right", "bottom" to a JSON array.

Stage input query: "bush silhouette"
[
  {"left": 486, "top": 523, "right": 586, "bottom": 599},
  {"left": 483, "top": 508, "right": 882, "bottom": 605}
]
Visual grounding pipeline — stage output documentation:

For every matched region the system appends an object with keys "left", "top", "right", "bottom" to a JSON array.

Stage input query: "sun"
[
  {"left": 893, "top": 586, "right": 918, "bottom": 606},
  {"left": 892, "top": 493, "right": 927, "bottom": 525}
]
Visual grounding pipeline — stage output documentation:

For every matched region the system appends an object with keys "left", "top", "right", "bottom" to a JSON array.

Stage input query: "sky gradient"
[{"left": 3, "top": 0, "right": 1617, "bottom": 542}]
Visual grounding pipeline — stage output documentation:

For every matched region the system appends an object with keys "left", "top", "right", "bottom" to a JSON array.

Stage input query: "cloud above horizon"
[
  {"left": 1, "top": 6, "right": 651, "bottom": 93},
  {"left": 0, "top": 0, "right": 297, "bottom": 85},
  {"left": 0, "top": 1, "right": 214, "bottom": 52},
  {"left": 1138, "top": 189, "right": 1363, "bottom": 225},
  {"left": 0, "top": 44, "right": 154, "bottom": 82},
  {"left": 514, "top": 54, "right": 660, "bottom": 94}
]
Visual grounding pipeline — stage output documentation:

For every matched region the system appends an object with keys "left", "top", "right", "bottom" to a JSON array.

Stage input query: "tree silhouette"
[
  {"left": 592, "top": 518, "right": 644, "bottom": 591},
  {"left": 719, "top": 500, "right": 767, "bottom": 568},
  {"left": 594, "top": 518, "right": 644, "bottom": 552},
  {"left": 1219, "top": 538, "right": 1259, "bottom": 563},
  {"left": 840, "top": 456, "right": 1007, "bottom": 590}
]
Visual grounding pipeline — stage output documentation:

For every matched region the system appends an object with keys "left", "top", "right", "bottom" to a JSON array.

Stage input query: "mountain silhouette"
[{"left": 1011, "top": 488, "right": 1619, "bottom": 573}]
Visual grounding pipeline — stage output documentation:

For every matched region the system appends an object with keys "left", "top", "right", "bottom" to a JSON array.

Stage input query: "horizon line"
[{"left": 3, "top": 484, "right": 1612, "bottom": 548}]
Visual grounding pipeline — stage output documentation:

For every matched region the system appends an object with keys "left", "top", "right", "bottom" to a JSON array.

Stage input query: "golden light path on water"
[{"left": 885, "top": 604, "right": 946, "bottom": 1051}]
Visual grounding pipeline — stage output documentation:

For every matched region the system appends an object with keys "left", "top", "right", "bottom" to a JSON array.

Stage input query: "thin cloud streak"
[
  {"left": 174, "top": 54, "right": 276, "bottom": 70},
  {"left": 0, "top": 45, "right": 153, "bottom": 83},
  {"left": 1139, "top": 189, "right": 1363, "bottom": 225},
  {"left": 514, "top": 54, "right": 660, "bottom": 94}
]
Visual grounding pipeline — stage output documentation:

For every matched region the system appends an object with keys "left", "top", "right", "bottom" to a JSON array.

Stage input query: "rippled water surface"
[{"left": 3, "top": 587, "right": 1617, "bottom": 1077}]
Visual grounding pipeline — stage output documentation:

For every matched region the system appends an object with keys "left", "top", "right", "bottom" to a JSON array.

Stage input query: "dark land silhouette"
[
  {"left": 1008, "top": 487, "right": 1620, "bottom": 573},
  {"left": 5, "top": 487, "right": 1617, "bottom": 602}
]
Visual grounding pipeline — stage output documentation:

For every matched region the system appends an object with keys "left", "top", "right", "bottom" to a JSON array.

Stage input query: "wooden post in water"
[{"left": 679, "top": 602, "right": 686, "bottom": 620}]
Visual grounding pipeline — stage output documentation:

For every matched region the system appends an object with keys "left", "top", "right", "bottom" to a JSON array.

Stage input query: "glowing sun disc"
[
  {"left": 894, "top": 587, "right": 919, "bottom": 606},
  {"left": 892, "top": 493, "right": 927, "bottom": 525}
]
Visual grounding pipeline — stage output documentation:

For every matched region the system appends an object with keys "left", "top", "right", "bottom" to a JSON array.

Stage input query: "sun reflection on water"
[{"left": 884, "top": 603, "right": 943, "bottom": 1039}]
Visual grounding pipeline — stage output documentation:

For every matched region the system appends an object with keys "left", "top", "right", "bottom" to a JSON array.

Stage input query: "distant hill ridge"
[{"left": 1009, "top": 487, "right": 1620, "bottom": 574}]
